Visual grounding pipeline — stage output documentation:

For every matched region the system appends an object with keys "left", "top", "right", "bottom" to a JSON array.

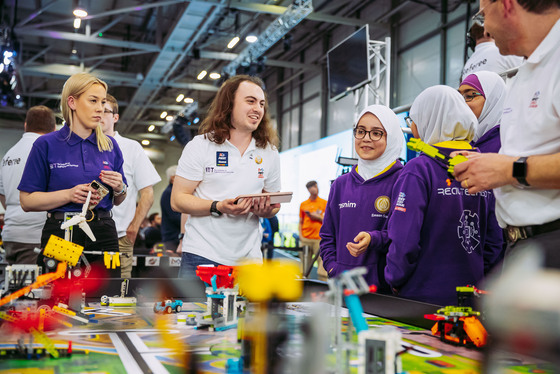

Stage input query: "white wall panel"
[{"left": 301, "top": 96, "right": 321, "bottom": 144}]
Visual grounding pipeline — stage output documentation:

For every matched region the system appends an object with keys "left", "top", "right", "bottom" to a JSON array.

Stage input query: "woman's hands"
[
  {"left": 99, "top": 170, "right": 124, "bottom": 193},
  {"left": 68, "top": 183, "right": 100, "bottom": 205}
]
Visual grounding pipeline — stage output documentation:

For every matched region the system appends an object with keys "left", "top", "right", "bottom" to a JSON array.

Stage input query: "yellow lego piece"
[
  {"left": 447, "top": 153, "right": 468, "bottom": 174},
  {"left": 43, "top": 235, "right": 84, "bottom": 266},
  {"left": 53, "top": 305, "right": 77, "bottom": 317},
  {"left": 237, "top": 260, "right": 302, "bottom": 302},
  {"left": 104, "top": 252, "right": 111, "bottom": 269},
  {"left": 30, "top": 328, "right": 59, "bottom": 359},
  {"left": 113, "top": 252, "right": 120, "bottom": 268},
  {"left": 407, "top": 138, "right": 446, "bottom": 161}
]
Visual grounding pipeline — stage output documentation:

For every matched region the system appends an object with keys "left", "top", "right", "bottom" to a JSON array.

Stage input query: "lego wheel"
[
  {"left": 101, "top": 295, "right": 109, "bottom": 304},
  {"left": 165, "top": 306, "right": 172, "bottom": 314},
  {"left": 72, "top": 268, "right": 83, "bottom": 277},
  {"left": 175, "top": 305, "right": 182, "bottom": 313},
  {"left": 46, "top": 258, "right": 57, "bottom": 270}
]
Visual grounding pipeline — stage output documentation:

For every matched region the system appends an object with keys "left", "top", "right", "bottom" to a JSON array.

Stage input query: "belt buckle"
[{"left": 506, "top": 226, "right": 528, "bottom": 244}]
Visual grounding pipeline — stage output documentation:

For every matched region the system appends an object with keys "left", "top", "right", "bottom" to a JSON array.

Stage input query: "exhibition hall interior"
[{"left": 0, "top": 0, "right": 559, "bottom": 372}]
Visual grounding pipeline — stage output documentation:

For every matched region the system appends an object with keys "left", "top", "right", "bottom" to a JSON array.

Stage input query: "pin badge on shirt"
[
  {"left": 216, "top": 151, "right": 228, "bottom": 167},
  {"left": 255, "top": 156, "right": 263, "bottom": 164}
]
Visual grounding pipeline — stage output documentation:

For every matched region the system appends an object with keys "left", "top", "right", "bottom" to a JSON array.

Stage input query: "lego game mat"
[{"left": 0, "top": 301, "right": 554, "bottom": 374}]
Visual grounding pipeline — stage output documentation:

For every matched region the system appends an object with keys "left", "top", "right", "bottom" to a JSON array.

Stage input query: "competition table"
[{"left": 0, "top": 279, "right": 555, "bottom": 373}]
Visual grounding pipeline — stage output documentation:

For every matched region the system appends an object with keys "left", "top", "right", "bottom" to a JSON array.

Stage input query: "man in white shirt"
[
  {"left": 101, "top": 94, "right": 161, "bottom": 278},
  {"left": 461, "top": 22, "right": 523, "bottom": 81},
  {"left": 454, "top": 0, "right": 560, "bottom": 267},
  {"left": 171, "top": 75, "right": 281, "bottom": 278},
  {"left": 0, "top": 106, "right": 55, "bottom": 264}
]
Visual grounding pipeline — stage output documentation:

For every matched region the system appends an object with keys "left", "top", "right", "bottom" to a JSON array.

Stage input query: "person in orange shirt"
[{"left": 299, "top": 180, "right": 327, "bottom": 280}]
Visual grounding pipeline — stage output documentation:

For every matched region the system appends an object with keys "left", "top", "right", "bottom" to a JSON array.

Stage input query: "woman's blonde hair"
[{"left": 61, "top": 73, "right": 113, "bottom": 152}]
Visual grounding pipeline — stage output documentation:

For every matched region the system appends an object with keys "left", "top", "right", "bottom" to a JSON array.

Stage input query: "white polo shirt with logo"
[
  {"left": 111, "top": 132, "right": 161, "bottom": 238},
  {"left": 0, "top": 132, "right": 46, "bottom": 243},
  {"left": 496, "top": 19, "right": 560, "bottom": 227},
  {"left": 461, "top": 42, "right": 524, "bottom": 81},
  {"left": 176, "top": 134, "right": 281, "bottom": 265}
]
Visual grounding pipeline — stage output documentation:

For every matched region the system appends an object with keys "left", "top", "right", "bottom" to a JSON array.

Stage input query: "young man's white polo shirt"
[
  {"left": 0, "top": 132, "right": 46, "bottom": 243},
  {"left": 496, "top": 19, "right": 560, "bottom": 227},
  {"left": 177, "top": 134, "right": 281, "bottom": 265},
  {"left": 461, "top": 42, "right": 524, "bottom": 81},
  {"left": 111, "top": 132, "right": 161, "bottom": 238}
]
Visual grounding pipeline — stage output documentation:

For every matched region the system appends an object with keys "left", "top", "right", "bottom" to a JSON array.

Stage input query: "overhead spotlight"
[
  {"left": 209, "top": 72, "right": 221, "bottom": 80},
  {"left": 245, "top": 35, "right": 258, "bottom": 43},
  {"left": 197, "top": 70, "right": 207, "bottom": 80},
  {"left": 193, "top": 117, "right": 200, "bottom": 124},
  {"left": 227, "top": 36, "right": 240, "bottom": 49},
  {"left": 73, "top": 18, "right": 81, "bottom": 29},
  {"left": 72, "top": 49, "right": 77, "bottom": 54},
  {"left": 184, "top": 97, "right": 194, "bottom": 104},
  {"left": 141, "top": 140, "right": 150, "bottom": 146},
  {"left": 166, "top": 115, "right": 174, "bottom": 121},
  {"left": 160, "top": 111, "right": 167, "bottom": 119},
  {"left": 176, "top": 94, "right": 185, "bottom": 102},
  {"left": 148, "top": 124, "right": 155, "bottom": 132},
  {"left": 73, "top": 0, "right": 88, "bottom": 18},
  {"left": 170, "top": 135, "right": 176, "bottom": 141}
]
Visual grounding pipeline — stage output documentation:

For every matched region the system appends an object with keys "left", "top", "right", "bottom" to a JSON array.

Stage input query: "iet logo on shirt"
[
  {"left": 102, "top": 160, "right": 111, "bottom": 169},
  {"left": 216, "top": 152, "right": 228, "bottom": 167}
]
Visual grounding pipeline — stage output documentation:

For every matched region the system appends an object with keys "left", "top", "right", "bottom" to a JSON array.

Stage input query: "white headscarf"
[
  {"left": 355, "top": 105, "right": 404, "bottom": 180},
  {"left": 471, "top": 71, "right": 507, "bottom": 141},
  {"left": 409, "top": 85, "right": 477, "bottom": 145}
]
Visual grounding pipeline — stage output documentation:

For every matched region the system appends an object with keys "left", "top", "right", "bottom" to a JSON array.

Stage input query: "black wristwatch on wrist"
[
  {"left": 210, "top": 201, "right": 223, "bottom": 217},
  {"left": 513, "top": 156, "right": 530, "bottom": 186}
]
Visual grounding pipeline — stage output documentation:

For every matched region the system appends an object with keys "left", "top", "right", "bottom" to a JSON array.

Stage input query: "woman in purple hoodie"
[
  {"left": 385, "top": 86, "right": 504, "bottom": 306},
  {"left": 320, "top": 105, "right": 404, "bottom": 291}
]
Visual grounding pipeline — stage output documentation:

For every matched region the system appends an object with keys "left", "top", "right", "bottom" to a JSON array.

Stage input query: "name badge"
[{"left": 216, "top": 151, "right": 228, "bottom": 167}]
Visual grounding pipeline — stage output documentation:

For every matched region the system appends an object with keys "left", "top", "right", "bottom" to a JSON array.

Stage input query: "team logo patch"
[
  {"left": 394, "top": 192, "right": 406, "bottom": 212},
  {"left": 255, "top": 156, "right": 263, "bottom": 164},
  {"left": 102, "top": 160, "right": 110, "bottom": 169},
  {"left": 374, "top": 196, "right": 390, "bottom": 214},
  {"left": 257, "top": 167, "right": 264, "bottom": 178},
  {"left": 529, "top": 91, "right": 540, "bottom": 108},
  {"left": 216, "top": 151, "right": 228, "bottom": 167}
]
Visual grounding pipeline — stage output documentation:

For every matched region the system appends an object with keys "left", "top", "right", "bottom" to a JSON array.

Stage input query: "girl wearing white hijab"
[
  {"left": 459, "top": 71, "right": 507, "bottom": 152},
  {"left": 320, "top": 105, "right": 404, "bottom": 290},
  {"left": 385, "top": 85, "right": 504, "bottom": 305}
]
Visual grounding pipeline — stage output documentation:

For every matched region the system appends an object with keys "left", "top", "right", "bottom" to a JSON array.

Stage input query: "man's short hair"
[
  {"left": 166, "top": 165, "right": 177, "bottom": 182},
  {"left": 469, "top": 23, "right": 485, "bottom": 41},
  {"left": 25, "top": 105, "right": 56, "bottom": 134},
  {"left": 148, "top": 212, "right": 159, "bottom": 224},
  {"left": 306, "top": 180, "right": 318, "bottom": 189},
  {"left": 517, "top": 0, "right": 560, "bottom": 13},
  {"left": 106, "top": 93, "right": 119, "bottom": 114}
]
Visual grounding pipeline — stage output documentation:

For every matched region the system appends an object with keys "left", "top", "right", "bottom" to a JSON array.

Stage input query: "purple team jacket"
[
  {"left": 320, "top": 162, "right": 403, "bottom": 291},
  {"left": 473, "top": 125, "right": 501, "bottom": 153},
  {"left": 385, "top": 147, "right": 503, "bottom": 306}
]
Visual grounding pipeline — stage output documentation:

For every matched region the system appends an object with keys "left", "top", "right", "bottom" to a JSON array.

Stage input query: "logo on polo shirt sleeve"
[
  {"left": 216, "top": 151, "right": 228, "bottom": 167},
  {"left": 394, "top": 192, "right": 406, "bottom": 212}
]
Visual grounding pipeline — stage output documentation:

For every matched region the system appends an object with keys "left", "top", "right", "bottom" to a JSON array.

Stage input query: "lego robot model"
[
  {"left": 424, "top": 285, "right": 488, "bottom": 348},
  {"left": 407, "top": 138, "right": 468, "bottom": 185},
  {"left": 100, "top": 279, "right": 137, "bottom": 307}
]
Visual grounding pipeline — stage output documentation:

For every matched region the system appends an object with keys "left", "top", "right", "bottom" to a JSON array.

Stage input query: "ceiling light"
[
  {"left": 160, "top": 111, "right": 167, "bottom": 119},
  {"left": 73, "top": 8, "right": 88, "bottom": 18},
  {"left": 245, "top": 35, "right": 258, "bottom": 43},
  {"left": 141, "top": 140, "right": 150, "bottom": 146},
  {"left": 197, "top": 70, "right": 207, "bottom": 80},
  {"left": 148, "top": 125, "right": 155, "bottom": 132},
  {"left": 184, "top": 97, "right": 194, "bottom": 104},
  {"left": 193, "top": 117, "right": 200, "bottom": 124},
  {"left": 227, "top": 36, "right": 240, "bottom": 49},
  {"left": 209, "top": 72, "right": 221, "bottom": 80},
  {"left": 166, "top": 115, "right": 174, "bottom": 121},
  {"left": 73, "top": 18, "right": 81, "bottom": 29},
  {"left": 176, "top": 94, "right": 185, "bottom": 102},
  {"left": 71, "top": 49, "right": 78, "bottom": 54},
  {"left": 170, "top": 135, "right": 176, "bottom": 141}
]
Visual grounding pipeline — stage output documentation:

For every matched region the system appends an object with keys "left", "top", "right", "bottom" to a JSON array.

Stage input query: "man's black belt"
[
  {"left": 506, "top": 218, "right": 560, "bottom": 244},
  {"left": 47, "top": 210, "right": 112, "bottom": 221}
]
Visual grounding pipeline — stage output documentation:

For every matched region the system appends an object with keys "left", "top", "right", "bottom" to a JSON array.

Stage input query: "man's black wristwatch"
[
  {"left": 513, "top": 156, "right": 530, "bottom": 186},
  {"left": 210, "top": 201, "right": 223, "bottom": 217}
]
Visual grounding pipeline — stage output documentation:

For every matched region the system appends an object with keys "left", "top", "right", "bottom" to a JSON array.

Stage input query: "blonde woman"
[{"left": 19, "top": 73, "right": 127, "bottom": 276}]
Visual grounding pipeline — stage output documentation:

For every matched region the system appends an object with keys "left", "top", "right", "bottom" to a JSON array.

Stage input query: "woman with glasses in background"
[
  {"left": 385, "top": 85, "right": 504, "bottom": 306},
  {"left": 18, "top": 72, "right": 127, "bottom": 277},
  {"left": 319, "top": 105, "right": 404, "bottom": 291},
  {"left": 459, "top": 71, "right": 508, "bottom": 153}
]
